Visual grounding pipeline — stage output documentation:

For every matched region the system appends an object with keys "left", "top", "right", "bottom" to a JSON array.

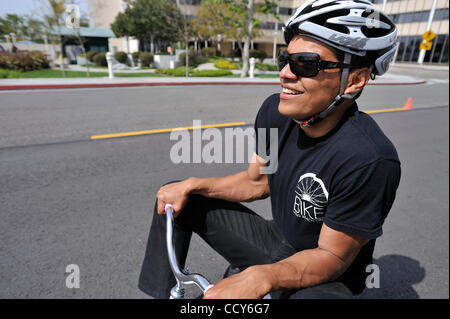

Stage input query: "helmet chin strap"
[{"left": 293, "top": 53, "right": 358, "bottom": 128}]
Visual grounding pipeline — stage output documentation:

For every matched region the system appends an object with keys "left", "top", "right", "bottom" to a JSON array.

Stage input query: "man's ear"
[{"left": 344, "top": 68, "right": 371, "bottom": 95}]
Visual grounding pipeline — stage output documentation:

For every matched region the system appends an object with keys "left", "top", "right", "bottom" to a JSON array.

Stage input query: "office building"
[{"left": 89, "top": 0, "right": 449, "bottom": 64}]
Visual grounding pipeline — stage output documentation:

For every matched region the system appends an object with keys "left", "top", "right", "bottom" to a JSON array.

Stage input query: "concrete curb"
[{"left": 0, "top": 80, "right": 427, "bottom": 91}]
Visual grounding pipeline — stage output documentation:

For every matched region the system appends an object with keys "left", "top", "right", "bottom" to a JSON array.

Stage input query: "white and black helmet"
[{"left": 283, "top": 0, "right": 398, "bottom": 76}]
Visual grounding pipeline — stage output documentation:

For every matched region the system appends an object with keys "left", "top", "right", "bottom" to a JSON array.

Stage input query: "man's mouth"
[{"left": 282, "top": 87, "right": 303, "bottom": 95}]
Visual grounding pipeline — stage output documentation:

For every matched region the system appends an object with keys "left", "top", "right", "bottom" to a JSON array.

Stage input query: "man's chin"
[{"left": 278, "top": 100, "right": 308, "bottom": 119}]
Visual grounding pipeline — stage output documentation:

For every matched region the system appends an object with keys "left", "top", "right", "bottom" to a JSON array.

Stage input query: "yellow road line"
[
  {"left": 365, "top": 107, "right": 407, "bottom": 114},
  {"left": 91, "top": 121, "right": 247, "bottom": 140},
  {"left": 91, "top": 107, "right": 410, "bottom": 140}
]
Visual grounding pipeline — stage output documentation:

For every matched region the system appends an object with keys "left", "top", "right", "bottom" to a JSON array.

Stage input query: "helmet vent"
[
  {"left": 360, "top": 9, "right": 396, "bottom": 37},
  {"left": 309, "top": 9, "right": 351, "bottom": 34}
]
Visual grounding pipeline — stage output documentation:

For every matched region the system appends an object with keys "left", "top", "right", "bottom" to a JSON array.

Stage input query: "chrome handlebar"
[{"left": 165, "top": 204, "right": 213, "bottom": 299}]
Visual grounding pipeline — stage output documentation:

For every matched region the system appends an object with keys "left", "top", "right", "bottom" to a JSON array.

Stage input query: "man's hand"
[
  {"left": 203, "top": 266, "right": 273, "bottom": 299},
  {"left": 156, "top": 180, "right": 191, "bottom": 217}
]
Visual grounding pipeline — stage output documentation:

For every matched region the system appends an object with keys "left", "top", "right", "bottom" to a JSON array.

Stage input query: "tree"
[
  {"left": 0, "top": 14, "right": 26, "bottom": 35},
  {"left": 26, "top": 18, "right": 46, "bottom": 40},
  {"left": 192, "top": 1, "right": 238, "bottom": 46},
  {"left": 195, "top": 0, "right": 279, "bottom": 77},
  {"left": 241, "top": 0, "right": 255, "bottom": 78},
  {"left": 39, "top": 0, "right": 91, "bottom": 76},
  {"left": 47, "top": 0, "right": 67, "bottom": 77},
  {"left": 0, "top": 14, "right": 29, "bottom": 41},
  {"left": 111, "top": 0, "right": 184, "bottom": 53},
  {"left": 175, "top": 0, "right": 196, "bottom": 77},
  {"left": 0, "top": 14, "right": 49, "bottom": 42},
  {"left": 111, "top": 12, "right": 132, "bottom": 39},
  {"left": 0, "top": 17, "right": 14, "bottom": 36},
  {"left": 67, "top": 0, "right": 90, "bottom": 77}
]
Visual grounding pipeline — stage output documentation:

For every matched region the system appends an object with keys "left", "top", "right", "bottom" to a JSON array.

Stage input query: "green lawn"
[
  {"left": 21, "top": 69, "right": 164, "bottom": 78},
  {"left": 224, "top": 73, "right": 279, "bottom": 78},
  {"left": 1, "top": 68, "right": 279, "bottom": 79}
]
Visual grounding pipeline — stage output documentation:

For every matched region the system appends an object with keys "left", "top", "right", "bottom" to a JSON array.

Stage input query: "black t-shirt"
[{"left": 255, "top": 93, "right": 401, "bottom": 294}]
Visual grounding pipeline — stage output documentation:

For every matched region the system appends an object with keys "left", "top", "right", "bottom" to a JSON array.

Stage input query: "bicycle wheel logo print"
[{"left": 293, "top": 173, "right": 329, "bottom": 222}]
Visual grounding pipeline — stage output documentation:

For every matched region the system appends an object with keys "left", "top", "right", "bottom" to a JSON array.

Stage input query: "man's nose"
[{"left": 279, "top": 63, "right": 298, "bottom": 80}]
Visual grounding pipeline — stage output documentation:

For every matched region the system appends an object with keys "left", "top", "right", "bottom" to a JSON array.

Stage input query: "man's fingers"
[
  {"left": 202, "top": 287, "right": 217, "bottom": 299},
  {"left": 157, "top": 198, "right": 165, "bottom": 215}
]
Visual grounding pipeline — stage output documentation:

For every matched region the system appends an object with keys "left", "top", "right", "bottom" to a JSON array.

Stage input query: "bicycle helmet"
[{"left": 282, "top": 0, "right": 398, "bottom": 127}]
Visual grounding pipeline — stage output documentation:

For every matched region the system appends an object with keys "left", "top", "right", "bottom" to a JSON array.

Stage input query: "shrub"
[
  {"left": 178, "top": 50, "right": 200, "bottom": 67},
  {"left": 255, "top": 63, "right": 278, "bottom": 71},
  {"left": 86, "top": 51, "right": 98, "bottom": 62},
  {"left": 214, "top": 59, "right": 237, "bottom": 70},
  {"left": 155, "top": 68, "right": 232, "bottom": 77},
  {"left": 226, "top": 49, "right": 240, "bottom": 60},
  {"left": 93, "top": 53, "right": 107, "bottom": 67},
  {"left": 200, "top": 47, "right": 219, "bottom": 59},
  {"left": 140, "top": 52, "right": 154, "bottom": 67},
  {"left": 114, "top": 51, "right": 128, "bottom": 64},
  {"left": 0, "top": 51, "right": 50, "bottom": 71},
  {"left": 192, "top": 70, "right": 232, "bottom": 77},
  {"left": 250, "top": 49, "right": 267, "bottom": 63},
  {"left": 0, "top": 69, "right": 22, "bottom": 78},
  {"left": 132, "top": 51, "right": 140, "bottom": 65},
  {"left": 155, "top": 67, "right": 192, "bottom": 77}
]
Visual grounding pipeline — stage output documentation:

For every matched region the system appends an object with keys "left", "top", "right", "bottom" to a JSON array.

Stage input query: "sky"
[{"left": 0, "top": 0, "right": 90, "bottom": 19}]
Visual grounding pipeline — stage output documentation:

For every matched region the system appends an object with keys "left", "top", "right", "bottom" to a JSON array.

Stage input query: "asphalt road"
[
  {"left": 0, "top": 72, "right": 448, "bottom": 299},
  {"left": 0, "top": 75, "right": 448, "bottom": 149}
]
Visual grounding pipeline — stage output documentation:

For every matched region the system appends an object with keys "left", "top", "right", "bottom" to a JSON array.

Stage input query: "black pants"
[{"left": 138, "top": 192, "right": 353, "bottom": 299}]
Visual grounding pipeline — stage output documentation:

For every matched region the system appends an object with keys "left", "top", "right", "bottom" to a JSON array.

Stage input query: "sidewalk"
[
  {"left": 67, "top": 64, "right": 156, "bottom": 73},
  {"left": 0, "top": 67, "right": 431, "bottom": 91},
  {"left": 390, "top": 62, "right": 449, "bottom": 71}
]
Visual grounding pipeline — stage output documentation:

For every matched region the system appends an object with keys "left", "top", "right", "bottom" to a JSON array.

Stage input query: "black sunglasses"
[{"left": 278, "top": 50, "right": 353, "bottom": 78}]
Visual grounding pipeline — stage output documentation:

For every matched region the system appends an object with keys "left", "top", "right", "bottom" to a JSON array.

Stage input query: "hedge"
[
  {"left": 114, "top": 51, "right": 128, "bottom": 64},
  {"left": 93, "top": 53, "right": 107, "bottom": 67},
  {"left": 155, "top": 67, "right": 192, "bottom": 77},
  {"left": 200, "top": 47, "right": 220, "bottom": 59},
  {"left": 249, "top": 49, "right": 267, "bottom": 63},
  {"left": 0, "top": 69, "right": 22, "bottom": 78},
  {"left": 155, "top": 67, "right": 231, "bottom": 77},
  {"left": 214, "top": 59, "right": 237, "bottom": 70},
  {"left": 86, "top": 51, "right": 98, "bottom": 62},
  {"left": 255, "top": 63, "right": 278, "bottom": 71},
  {"left": 0, "top": 51, "right": 50, "bottom": 71},
  {"left": 178, "top": 51, "right": 202, "bottom": 67},
  {"left": 139, "top": 52, "right": 154, "bottom": 67},
  {"left": 192, "top": 70, "right": 232, "bottom": 77},
  {"left": 132, "top": 52, "right": 140, "bottom": 65}
]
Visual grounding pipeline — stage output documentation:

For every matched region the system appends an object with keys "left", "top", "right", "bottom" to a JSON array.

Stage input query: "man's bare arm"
[
  {"left": 263, "top": 224, "right": 369, "bottom": 291},
  {"left": 156, "top": 153, "right": 269, "bottom": 215},
  {"left": 204, "top": 223, "right": 368, "bottom": 299}
]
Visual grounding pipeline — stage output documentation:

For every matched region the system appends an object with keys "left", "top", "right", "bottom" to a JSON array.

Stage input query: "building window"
[
  {"left": 174, "top": 0, "right": 202, "bottom": 4},
  {"left": 279, "top": 7, "right": 294, "bottom": 16},
  {"left": 396, "top": 34, "right": 449, "bottom": 64},
  {"left": 429, "top": 34, "right": 449, "bottom": 63},
  {"left": 389, "top": 9, "right": 449, "bottom": 24},
  {"left": 260, "top": 22, "right": 283, "bottom": 30}
]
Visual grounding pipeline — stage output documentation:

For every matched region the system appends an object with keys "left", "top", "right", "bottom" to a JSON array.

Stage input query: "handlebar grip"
[
  {"left": 165, "top": 204, "right": 174, "bottom": 214},
  {"left": 204, "top": 284, "right": 214, "bottom": 293}
]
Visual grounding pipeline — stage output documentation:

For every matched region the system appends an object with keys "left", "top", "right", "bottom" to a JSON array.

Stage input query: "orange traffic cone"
[{"left": 403, "top": 97, "right": 413, "bottom": 110}]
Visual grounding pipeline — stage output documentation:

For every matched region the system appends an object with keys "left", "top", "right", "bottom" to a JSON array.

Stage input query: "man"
[{"left": 139, "top": 0, "right": 401, "bottom": 299}]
